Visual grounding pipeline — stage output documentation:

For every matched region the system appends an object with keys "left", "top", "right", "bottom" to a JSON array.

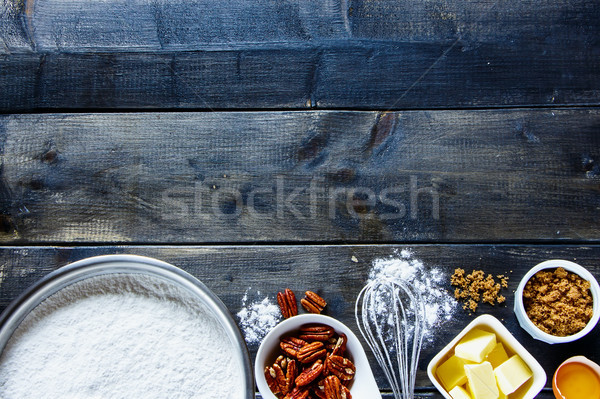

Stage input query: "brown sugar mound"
[
  {"left": 523, "top": 267, "right": 593, "bottom": 336},
  {"left": 451, "top": 268, "right": 509, "bottom": 312}
]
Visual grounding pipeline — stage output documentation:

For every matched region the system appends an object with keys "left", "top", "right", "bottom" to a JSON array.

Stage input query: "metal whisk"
[{"left": 355, "top": 278, "right": 425, "bottom": 399}]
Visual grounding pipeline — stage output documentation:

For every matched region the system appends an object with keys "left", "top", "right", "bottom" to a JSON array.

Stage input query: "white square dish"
[{"left": 427, "top": 314, "right": 546, "bottom": 399}]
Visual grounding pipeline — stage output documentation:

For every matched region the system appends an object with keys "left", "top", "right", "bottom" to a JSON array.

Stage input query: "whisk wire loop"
[{"left": 355, "top": 278, "right": 425, "bottom": 399}]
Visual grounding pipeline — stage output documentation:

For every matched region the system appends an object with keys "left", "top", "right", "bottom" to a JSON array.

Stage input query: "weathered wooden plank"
[
  {"left": 4, "top": 0, "right": 349, "bottom": 51},
  {"left": 3, "top": 0, "right": 598, "bottom": 51},
  {"left": 1, "top": 41, "right": 598, "bottom": 110},
  {"left": 0, "top": 0, "right": 598, "bottom": 109},
  {"left": 348, "top": 0, "right": 599, "bottom": 43},
  {"left": 0, "top": 1, "right": 31, "bottom": 53},
  {"left": 0, "top": 244, "right": 598, "bottom": 392},
  {"left": 0, "top": 109, "right": 599, "bottom": 243},
  {"left": 315, "top": 41, "right": 600, "bottom": 108}
]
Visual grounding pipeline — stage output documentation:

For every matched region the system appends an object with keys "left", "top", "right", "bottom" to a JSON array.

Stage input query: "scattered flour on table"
[
  {"left": 368, "top": 249, "right": 458, "bottom": 345},
  {"left": 237, "top": 289, "right": 281, "bottom": 347},
  {"left": 0, "top": 274, "right": 244, "bottom": 399}
]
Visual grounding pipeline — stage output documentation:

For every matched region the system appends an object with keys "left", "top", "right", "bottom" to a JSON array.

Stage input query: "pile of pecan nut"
[
  {"left": 277, "top": 289, "right": 327, "bottom": 319},
  {"left": 265, "top": 289, "right": 355, "bottom": 399}
]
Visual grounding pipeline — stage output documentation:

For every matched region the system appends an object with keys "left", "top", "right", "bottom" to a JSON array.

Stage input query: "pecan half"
[
  {"left": 323, "top": 375, "right": 343, "bottom": 399},
  {"left": 274, "top": 355, "right": 287, "bottom": 369},
  {"left": 330, "top": 333, "right": 347, "bottom": 357},
  {"left": 265, "top": 366, "right": 281, "bottom": 395},
  {"left": 278, "top": 288, "right": 298, "bottom": 319},
  {"left": 275, "top": 363, "right": 291, "bottom": 394},
  {"left": 325, "top": 356, "right": 355, "bottom": 381},
  {"left": 299, "top": 324, "right": 335, "bottom": 342},
  {"left": 295, "top": 359, "right": 324, "bottom": 387},
  {"left": 312, "top": 382, "right": 327, "bottom": 399},
  {"left": 285, "top": 359, "right": 298, "bottom": 393},
  {"left": 263, "top": 363, "right": 288, "bottom": 396},
  {"left": 297, "top": 341, "right": 327, "bottom": 364},
  {"left": 283, "top": 387, "right": 310, "bottom": 399},
  {"left": 301, "top": 291, "right": 327, "bottom": 314},
  {"left": 280, "top": 336, "right": 308, "bottom": 359},
  {"left": 342, "top": 385, "right": 352, "bottom": 399}
]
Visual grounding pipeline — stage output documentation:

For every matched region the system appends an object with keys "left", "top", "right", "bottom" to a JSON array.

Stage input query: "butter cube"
[
  {"left": 467, "top": 383, "right": 505, "bottom": 399},
  {"left": 464, "top": 362, "right": 499, "bottom": 399},
  {"left": 455, "top": 328, "right": 497, "bottom": 363},
  {"left": 466, "top": 382, "right": 474, "bottom": 398},
  {"left": 465, "top": 383, "right": 508, "bottom": 399},
  {"left": 449, "top": 385, "right": 472, "bottom": 399},
  {"left": 494, "top": 355, "right": 533, "bottom": 395},
  {"left": 436, "top": 355, "right": 470, "bottom": 391},
  {"left": 485, "top": 342, "right": 509, "bottom": 369}
]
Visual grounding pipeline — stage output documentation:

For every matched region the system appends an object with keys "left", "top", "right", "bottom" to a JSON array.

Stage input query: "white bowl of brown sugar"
[{"left": 514, "top": 259, "right": 600, "bottom": 344}]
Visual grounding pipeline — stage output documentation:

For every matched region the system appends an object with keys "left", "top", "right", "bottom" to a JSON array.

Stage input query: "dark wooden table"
[{"left": 1, "top": 0, "right": 599, "bottom": 397}]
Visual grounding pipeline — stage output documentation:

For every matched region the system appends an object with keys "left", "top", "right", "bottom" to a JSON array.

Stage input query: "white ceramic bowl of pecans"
[{"left": 255, "top": 313, "right": 381, "bottom": 399}]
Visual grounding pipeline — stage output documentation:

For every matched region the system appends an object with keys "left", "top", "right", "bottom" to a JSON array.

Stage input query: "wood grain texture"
[
  {"left": 1, "top": 2, "right": 597, "bottom": 397},
  {"left": 0, "top": 109, "right": 599, "bottom": 244},
  {"left": 3, "top": 0, "right": 597, "bottom": 51},
  {"left": 1, "top": 42, "right": 598, "bottom": 110},
  {"left": 0, "top": 0, "right": 598, "bottom": 109},
  {"left": 0, "top": 244, "right": 598, "bottom": 393}
]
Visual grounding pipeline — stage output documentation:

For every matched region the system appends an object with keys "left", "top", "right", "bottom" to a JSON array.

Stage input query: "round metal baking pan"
[{"left": 0, "top": 254, "right": 254, "bottom": 398}]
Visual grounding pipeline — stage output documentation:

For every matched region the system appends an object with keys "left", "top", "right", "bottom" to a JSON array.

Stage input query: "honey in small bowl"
[{"left": 553, "top": 356, "right": 600, "bottom": 399}]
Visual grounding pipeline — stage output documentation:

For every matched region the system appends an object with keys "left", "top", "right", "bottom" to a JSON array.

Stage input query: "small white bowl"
[
  {"left": 427, "top": 314, "right": 546, "bottom": 399},
  {"left": 255, "top": 314, "right": 381, "bottom": 399},
  {"left": 514, "top": 259, "right": 600, "bottom": 344},
  {"left": 553, "top": 355, "right": 600, "bottom": 398}
]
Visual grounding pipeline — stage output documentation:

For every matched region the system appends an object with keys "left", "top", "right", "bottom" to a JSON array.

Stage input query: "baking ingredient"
[
  {"left": 277, "top": 288, "right": 298, "bottom": 319},
  {"left": 554, "top": 361, "right": 600, "bottom": 399},
  {"left": 300, "top": 290, "right": 327, "bottom": 314},
  {"left": 464, "top": 362, "right": 498, "bottom": 399},
  {"left": 449, "top": 385, "right": 472, "bottom": 399},
  {"left": 494, "top": 355, "right": 532, "bottom": 395},
  {"left": 0, "top": 273, "right": 244, "bottom": 399},
  {"left": 523, "top": 267, "right": 593, "bottom": 336},
  {"left": 436, "top": 329, "right": 533, "bottom": 399},
  {"left": 485, "top": 343, "right": 508, "bottom": 369},
  {"left": 451, "top": 269, "right": 508, "bottom": 312},
  {"left": 264, "top": 323, "right": 353, "bottom": 398},
  {"left": 368, "top": 249, "right": 457, "bottom": 345},
  {"left": 276, "top": 289, "right": 327, "bottom": 320},
  {"left": 454, "top": 328, "right": 496, "bottom": 363},
  {"left": 436, "top": 355, "right": 469, "bottom": 391},
  {"left": 237, "top": 290, "right": 281, "bottom": 346}
]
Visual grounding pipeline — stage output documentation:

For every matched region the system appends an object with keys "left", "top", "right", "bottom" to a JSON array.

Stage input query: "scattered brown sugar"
[
  {"left": 451, "top": 268, "right": 509, "bottom": 312},
  {"left": 523, "top": 267, "right": 593, "bottom": 336}
]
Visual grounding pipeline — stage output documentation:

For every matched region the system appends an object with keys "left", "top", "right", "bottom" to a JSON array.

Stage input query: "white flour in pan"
[{"left": 0, "top": 274, "right": 244, "bottom": 399}]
